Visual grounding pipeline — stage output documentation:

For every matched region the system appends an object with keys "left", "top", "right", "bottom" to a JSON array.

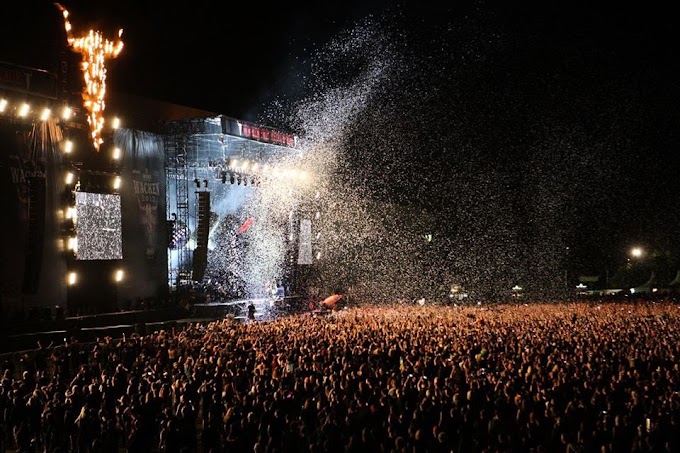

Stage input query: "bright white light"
[
  {"left": 114, "top": 269, "right": 124, "bottom": 282},
  {"left": 67, "top": 272, "right": 77, "bottom": 285},
  {"left": 18, "top": 103, "right": 30, "bottom": 117},
  {"left": 113, "top": 176, "right": 121, "bottom": 190},
  {"left": 65, "top": 172, "right": 74, "bottom": 184},
  {"left": 65, "top": 206, "right": 76, "bottom": 220},
  {"left": 112, "top": 147, "right": 121, "bottom": 160},
  {"left": 631, "top": 247, "right": 643, "bottom": 258},
  {"left": 630, "top": 288, "right": 636, "bottom": 294},
  {"left": 316, "top": 251, "right": 322, "bottom": 260},
  {"left": 0, "top": 99, "right": 7, "bottom": 112},
  {"left": 64, "top": 140, "right": 73, "bottom": 154},
  {"left": 40, "top": 108, "right": 51, "bottom": 121},
  {"left": 62, "top": 105, "right": 72, "bottom": 120},
  {"left": 67, "top": 236, "right": 78, "bottom": 251},
  {"left": 111, "top": 117, "right": 121, "bottom": 129},
  {"left": 512, "top": 285, "right": 522, "bottom": 291}
]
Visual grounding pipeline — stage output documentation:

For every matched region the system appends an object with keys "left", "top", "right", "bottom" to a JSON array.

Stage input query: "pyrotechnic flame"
[{"left": 56, "top": 3, "right": 123, "bottom": 151}]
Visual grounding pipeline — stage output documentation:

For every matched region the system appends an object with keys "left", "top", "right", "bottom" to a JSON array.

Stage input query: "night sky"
[{"left": 2, "top": 0, "right": 679, "bottom": 292}]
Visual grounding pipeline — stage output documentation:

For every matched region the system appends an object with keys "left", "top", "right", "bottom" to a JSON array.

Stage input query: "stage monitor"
[{"left": 75, "top": 192, "right": 123, "bottom": 260}]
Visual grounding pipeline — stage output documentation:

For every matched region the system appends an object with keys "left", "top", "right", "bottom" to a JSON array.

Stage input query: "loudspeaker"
[
  {"left": 23, "top": 177, "right": 46, "bottom": 293},
  {"left": 192, "top": 191, "right": 210, "bottom": 281},
  {"left": 195, "top": 192, "right": 210, "bottom": 249}
]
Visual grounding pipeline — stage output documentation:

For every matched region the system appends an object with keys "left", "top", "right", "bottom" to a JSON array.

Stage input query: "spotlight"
[
  {"left": 67, "top": 272, "right": 77, "bottom": 285},
  {"left": 114, "top": 269, "right": 124, "bottom": 282},
  {"left": 112, "top": 147, "right": 121, "bottom": 160},
  {"left": 18, "top": 103, "right": 30, "bottom": 118},
  {"left": 0, "top": 99, "right": 7, "bottom": 113},
  {"left": 61, "top": 105, "right": 72, "bottom": 120},
  {"left": 40, "top": 107, "right": 51, "bottom": 121}
]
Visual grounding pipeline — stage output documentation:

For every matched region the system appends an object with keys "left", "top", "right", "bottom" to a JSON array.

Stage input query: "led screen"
[{"left": 75, "top": 192, "right": 123, "bottom": 260}]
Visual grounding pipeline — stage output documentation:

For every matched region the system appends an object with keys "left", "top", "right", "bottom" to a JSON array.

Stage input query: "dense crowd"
[{"left": 1, "top": 301, "right": 679, "bottom": 452}]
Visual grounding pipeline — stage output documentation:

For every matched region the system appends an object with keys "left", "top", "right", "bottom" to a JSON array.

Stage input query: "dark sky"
[{"left": 2, "top": 0, "right": 680, "bottom": 286}]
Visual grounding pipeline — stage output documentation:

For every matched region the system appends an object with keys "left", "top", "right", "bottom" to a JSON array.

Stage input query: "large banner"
[
  {"left": 0, "top": 120, "right": 67, "bottom": 314},
  {"left": 132, "top": 167, "right": 162, "bottom": 259},
  {"left": 116, "top": 129, "right": 167, "bottom": 302}
]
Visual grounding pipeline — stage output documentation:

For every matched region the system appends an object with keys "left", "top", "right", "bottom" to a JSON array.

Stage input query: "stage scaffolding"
[
  {"left": 164, "top": 131, "right": 191, "bottom": 294},
  {"left": 160, "top": 115, "right": 304, "bottom": 302}
]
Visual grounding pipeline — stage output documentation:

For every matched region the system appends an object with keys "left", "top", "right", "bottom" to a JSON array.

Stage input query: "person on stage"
[{"left": 247, "top": 302, "right": 256, "bottom": 321}]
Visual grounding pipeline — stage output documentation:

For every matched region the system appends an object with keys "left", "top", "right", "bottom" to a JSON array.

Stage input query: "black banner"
[{"left": 0, "top": 61, "right": 58, "bottom": 99}]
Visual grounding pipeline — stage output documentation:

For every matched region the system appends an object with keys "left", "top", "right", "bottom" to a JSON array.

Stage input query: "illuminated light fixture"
[
  {"left": 111, "top": 117, "right": 121, "bottom": 129},
  {"left": 67, "top": 236, "right": 78, "bottom": 251},
  {"left": 114, "top": 269, "right": 124, "bottom": 282},
  {"left": 65, "top": 172, "right": 75, "bottom": 184},
  {"left": 112, "top": 147, "right": 121, "bottom": 160},
  {"left": 18, "top": 103, "right": 30, "bottom": 117},
  {"left": 113, "top": 176, "right": 121, "bottom": 190},
  {"left": 57, "top": 3, "right": 124, "bottom": 151},
  {"left": 512, "top": 285, "right": 522, "bottom": 291},
  {"left": 40, "top": 107, "right": 51, "bottom": 121},
  {"left": 0, "top": 98, "right": 7, "bottom": 112},
  {"left": 65, "top": 206, "right": 76, "bottom": 220},
  {"left": 63, "top": 140, "right": 74, "bottom": 154},
  {"left": 67, "top": 271, "right": 77, "bottom": 285},
  {"left": 61, "top": 105, "right": 72, "bottom": 120}
]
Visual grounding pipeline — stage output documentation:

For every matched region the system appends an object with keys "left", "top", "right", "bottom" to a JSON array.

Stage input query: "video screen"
[{"left": 75, "top": 192, "right": 123, "bottom": 260}]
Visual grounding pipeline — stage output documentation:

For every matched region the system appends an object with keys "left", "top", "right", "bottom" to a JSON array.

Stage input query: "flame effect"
[{"left": 57, "top": 3, "right": 123, "bottom": 151}]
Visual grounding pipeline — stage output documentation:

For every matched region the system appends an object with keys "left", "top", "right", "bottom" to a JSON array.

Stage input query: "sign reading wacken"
[
  {"left": 8, "top": 154, "right": 46, "bottom": 224},
  {"left": 132, "top": 168, "right": 161, "bottom": 259}
]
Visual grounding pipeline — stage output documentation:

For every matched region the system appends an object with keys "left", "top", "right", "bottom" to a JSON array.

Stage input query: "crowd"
[{"left": 1, "top": 300, "right": 679, "bottom": 452}]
